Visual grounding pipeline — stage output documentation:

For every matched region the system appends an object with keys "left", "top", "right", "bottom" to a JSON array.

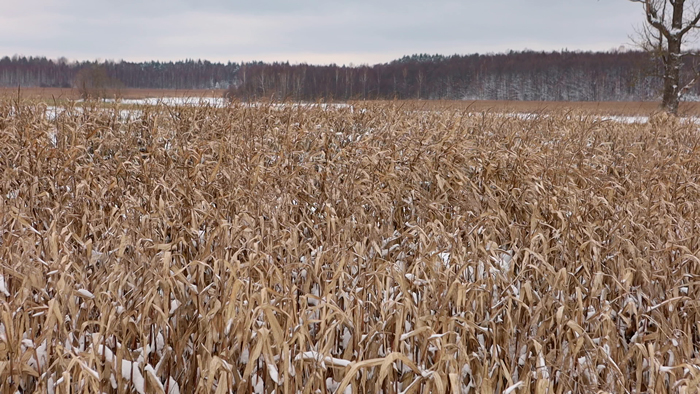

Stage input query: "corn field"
[{"left": 1, "top": 101, "right": 699, "bottom": 393}]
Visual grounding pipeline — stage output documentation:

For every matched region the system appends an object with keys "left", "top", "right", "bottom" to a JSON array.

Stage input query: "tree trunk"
[
  {"left": 661, "top": 0, "right": 686, "bottom": 115},
  {"left": 662, "top": 38, "right": 682, "bottom": 115}
]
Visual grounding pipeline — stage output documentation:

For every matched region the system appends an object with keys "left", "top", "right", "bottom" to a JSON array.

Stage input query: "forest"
[{"left": 0, "top": 50, "right": 685, "bottom": 101}]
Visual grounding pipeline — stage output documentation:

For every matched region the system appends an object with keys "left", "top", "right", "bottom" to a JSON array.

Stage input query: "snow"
[
  {"left": 438, "top": 252, "right": 450, "bottom": 265},
  {"left": 110, "top": 97, "right": 227, "bottom": 107},
  {"left": 44, "top": 105, "right": 139, "bottom": 122},
  {"left": 341, "top": 327, "right": 352, "bottom": 350},
  {"left": 326, "top": 377, "right": 352, "bottom": 394},
  {"left": 21, "top": 338, "right": 48, "bottom": 374},
  {"left": 165, "top": 377, "right": 181, "bottom": 394},
  {"left": 536, "top": 350, "right": 550, "bottom": 380},
  {"left": 491, "top": 249, "right": 513, "bottom": 274},
  {"left": 47, "top": 376, "right": 55, "bottom": 394},
  {"left": 97, "top": 344, "right": 146, "bottom": 394},
  {"left": 48, "top": 129, "right": 57, "bottom": 147},
  {"left": 266, "top": 361, "right": 281, "bottom": 384},
  {"left": 295, "top": 351, "right": 352, "bottom": 368},
  {"left": 600, "top": 115, "right": 650, "bottom": 124},
  {"left": 92, "top": 340, "right": 178, "bottom": 394},
  {"left": 77, "top": 359, "right": 100, "bottom": 380},
  {"left": 170, "top": 299, "right": 181, "bottom": 315},
  {"left": 0, "top": 275, "right": 10, "bottom": 297},
  {"left": 251, "top": 374, "right": 264, "bottom": 394},
  {"left": 144, "top": 365, "right": 163, "bottom": 392},
  {"left": 105, "top": 97, "right": 353, "bottom": 110},
  {"left": 42, "top": 101, "right": 700, "bottom": 130},
  {"left": 504, "top": 381, "right": 524, "bottom": 394},
  {"left": 240, "top": 346, "right": 250, "bottom": 364},
  {"left": 76, "top": 289, "right": 95, "bottom": 299},
  {"left": 404, "top": 273, "right": 427, "bottom": 286},
  {"left": 476, "top": 111, "right": 700, "bottom": 125}
]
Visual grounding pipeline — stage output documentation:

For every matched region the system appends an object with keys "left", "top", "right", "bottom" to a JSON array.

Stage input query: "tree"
[
  {"left": 631, "top": 0, "right": 700, "bottom": 114},
  {"left": 74, "top": 65, "right": 123, "bottom": 100}
]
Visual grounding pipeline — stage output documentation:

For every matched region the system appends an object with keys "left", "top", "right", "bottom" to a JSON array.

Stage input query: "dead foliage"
[
  {"left": 353, "top": 100, "right": 700, "bottom": 117},
  {"left": 0, "top": 100, "right": 699, "bottom": 393}
]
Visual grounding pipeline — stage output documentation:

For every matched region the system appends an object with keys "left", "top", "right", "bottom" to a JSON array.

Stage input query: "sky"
[{"left": 0, "top": 0, "right": 644, "bottom": 65}]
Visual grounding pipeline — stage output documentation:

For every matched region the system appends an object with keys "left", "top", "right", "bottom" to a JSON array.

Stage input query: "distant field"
[
  {"left": 356, "top": 99, "right": 700, "bottom": 117},
  {"left": 4, "top": 87, "right": 700, "bottom": 116},
  {"left": 1, "top": 100, "right": 699, "bottom": 393},
  {"left": 0, "top": 87, "right": 226, "bottom": 101}
]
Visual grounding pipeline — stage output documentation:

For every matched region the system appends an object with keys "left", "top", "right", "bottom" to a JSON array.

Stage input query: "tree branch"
[
  {"left": 632, "top": 0, "right": 673, "bottom": 38},
  {"left": 680, "top": 10, "right": 700, "bottom": 35},
  {"left": 678, "top": 71, "right": 700, "bottom": 97}
]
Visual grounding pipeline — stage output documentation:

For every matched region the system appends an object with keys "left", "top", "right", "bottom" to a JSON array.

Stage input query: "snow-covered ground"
[
  {"left": 43, "top": 100, "right": 351, "bottom": 123},
  {"left": 508, "top": 112, "right": 695, "bottom": 124},
  {"left": 38, "top": 101, "right": 698, "bottom": 153},
  {"left": 42, "top": 99, "right": 698, "bottom": 125},
  {"left": 105, "top": 97, "right": 353, "bottom": 110},
  {"left": 106, "top": 97, "right": 227, "bottom": 107}
]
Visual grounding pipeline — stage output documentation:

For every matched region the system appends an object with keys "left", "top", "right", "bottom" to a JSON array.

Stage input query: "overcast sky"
[{"left": 0, "top": 0, "right": 643, "bottom": 65}]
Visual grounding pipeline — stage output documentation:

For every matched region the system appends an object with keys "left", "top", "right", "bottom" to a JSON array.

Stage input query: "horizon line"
[{"left": 1, "top": 46, "right": 637, "bottom": 68}]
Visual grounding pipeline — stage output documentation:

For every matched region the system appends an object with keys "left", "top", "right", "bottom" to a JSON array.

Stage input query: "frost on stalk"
[
  {"left": 98, "top": 344, "right": 146, "bottom": 394},
  {"left": 76, "top": 288, "right": 95, "bottom": 299},
  {"left": 341, "top": 327, "right": 352, "bottom": 350},
  {"left": 251, "top": 373, "right": 264, "bottom": 394},
  {"left": 0, "top": 275, "right": 10, "bottom": 297},
  {"left": 295, "top": 351, "right": 352, "bottom": 368},
  {"left": 266, "top": 360, "right": 281, "bottom": 385},
  {"left": 326, "top": 377, "right": 352, "bottom": 394}
]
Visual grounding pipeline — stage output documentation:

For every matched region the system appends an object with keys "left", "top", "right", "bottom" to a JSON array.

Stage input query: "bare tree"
[
  {"left": 74, "top": 65, "right": 123, "bottom": 100},
  {"left": 631, "top": 0, "right": 700, "bottom": 114}
]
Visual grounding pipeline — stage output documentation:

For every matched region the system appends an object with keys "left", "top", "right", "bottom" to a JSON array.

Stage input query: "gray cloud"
[{"left": 0, "top": 0, "right": 644, "bottom": 64}]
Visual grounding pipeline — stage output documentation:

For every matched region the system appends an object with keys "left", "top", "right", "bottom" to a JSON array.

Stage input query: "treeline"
[
  {"left": 229, "top": 51, "right": 665, "bottom": 102},
  {"left": 0, "top": 56, "right": 238, "bottom": 90},
  {"left": 0, "top": 50, "right": 690, "bottom": 101}
]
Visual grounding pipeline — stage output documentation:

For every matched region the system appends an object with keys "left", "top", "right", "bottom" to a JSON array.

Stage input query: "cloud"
[{"left": 0, "top": 0, "right": 642, "bottom": 64}]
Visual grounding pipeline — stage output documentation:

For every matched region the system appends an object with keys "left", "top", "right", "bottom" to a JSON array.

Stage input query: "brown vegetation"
[
  {"left": 73, "top": 66, "right": 124, "bottom": 101},
  {"left": 1, "top": 101, "right": 699, "bottom": 393},
  {"left": 5, "top": 85, "right": 700, "bottom": 117},
  {"left": 351, "top": 99, "right": 700, "bottom": 117}
]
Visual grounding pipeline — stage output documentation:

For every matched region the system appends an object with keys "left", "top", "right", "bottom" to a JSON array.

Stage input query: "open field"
[
  {"left": 1, "top": 101, "right": 700, "bottom": 393},
  {"left": 5, "top": 86, "right": 700, "bottom": 116},
  {"left": 353, "top": 100, "right": 700, "bottom": 117}
]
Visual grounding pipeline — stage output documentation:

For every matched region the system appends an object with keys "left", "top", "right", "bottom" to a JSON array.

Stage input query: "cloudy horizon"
[{"left": 1, "top": 0, "right": 644, "bottom": 66}]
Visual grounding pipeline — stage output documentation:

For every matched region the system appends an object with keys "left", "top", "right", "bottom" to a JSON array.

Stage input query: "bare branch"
[
  {"left": 629, "top": 0, "right": 700, "bottom": 113},
  {"left": 678, "top": 71, "right": 700, "bottom": 97},
  {"left": 680, "top": 10, "right": 700, "bottom": 34},
  {"left": 640, "top": 0, "right": 673, "bottom": 38}
]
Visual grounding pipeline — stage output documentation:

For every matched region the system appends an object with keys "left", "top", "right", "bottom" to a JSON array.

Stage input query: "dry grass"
[
  {"left": 4, "top": 85, "right": 700, "bottom": 117},
  {"left": 357, "top": 99, "right": 700, "bottom": 117},
  {"left": 1, "top": 101, "right": 700, "bottom": 393}
]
